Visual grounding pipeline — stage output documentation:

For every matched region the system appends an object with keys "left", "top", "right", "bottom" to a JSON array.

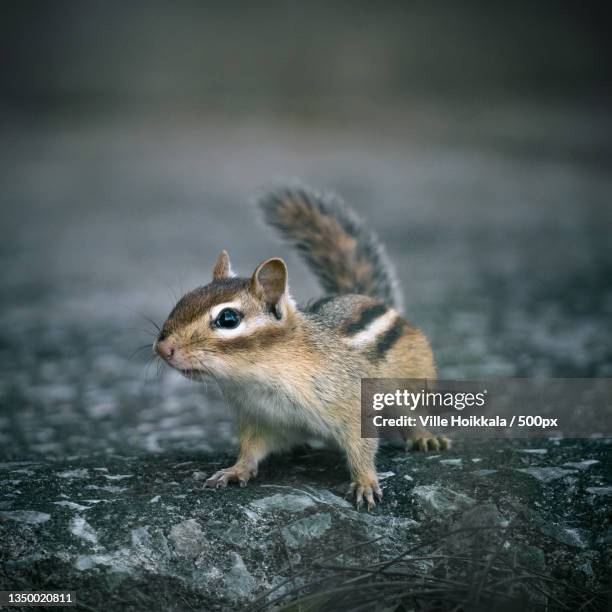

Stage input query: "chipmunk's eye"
[{"left": 215, "top": 308, "right": 242, "bottom": 329}]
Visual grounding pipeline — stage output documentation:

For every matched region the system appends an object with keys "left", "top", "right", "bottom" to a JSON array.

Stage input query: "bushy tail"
[{"left": 258, "top": 185, "right": 403, "bottom": 311}]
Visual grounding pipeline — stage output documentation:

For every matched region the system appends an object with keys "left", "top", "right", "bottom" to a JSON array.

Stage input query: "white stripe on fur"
[{"left": 345, "top": 310, "right": 397, "bottom": 346}]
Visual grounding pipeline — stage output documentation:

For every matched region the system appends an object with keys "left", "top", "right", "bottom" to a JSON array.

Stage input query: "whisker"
[
  {"left": 142, "top": 315, "right": 161, "bottom": 334},
  {"left": 129, "top": 344, "right": 155, "bottom": 361},
  {"left": 162, "top": 281, "right": 180, "bottom": 304},
  {"left": 142, "top": 354, "right": 157, "bottom": 382},
  {"left": 121, "top": 326, "right": 159, "bottom": 337},
  {"left": 136, "top": 329, "right": 158, "bottom": 338},
  {"left": 178, "top": 341, "right": 223, "bottom": 353},
  {"left": 120, "top": 305, "right": 163, "bottom": 335}
]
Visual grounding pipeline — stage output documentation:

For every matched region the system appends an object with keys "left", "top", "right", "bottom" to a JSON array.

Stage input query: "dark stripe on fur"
[
  {"left": 306, "top": 295, "right": 337, "bottom": 314},
  {"left": 212, "top": 322, "right": 296, "bottom": 353},
  {"left": 343, "top": 303, "right": 388, "bottom": 335},
  {"left": 162, "top": 278, "right": 249, "bottom": 334},
  {"left": 372, "top": 317, "right": 405, "bottom": 360}
]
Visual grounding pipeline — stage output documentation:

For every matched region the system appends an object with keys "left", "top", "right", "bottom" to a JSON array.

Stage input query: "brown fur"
[
  {"left": 260, "top": 186, "right": 403, "bottom": 309},
  {"left": 275, "top": 195, "right": 376, "bottom": 296},
  {"left": 154, "top": 187, "right": 447, "bottom": 510}
]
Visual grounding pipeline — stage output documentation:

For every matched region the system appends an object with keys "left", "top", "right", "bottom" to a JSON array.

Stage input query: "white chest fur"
[{"left": 218, "top": 379, "right": 331, "bottom": 438}]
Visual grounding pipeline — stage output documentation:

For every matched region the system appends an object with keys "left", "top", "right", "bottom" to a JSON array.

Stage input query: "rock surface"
[
  {"left": 1, "top": 107, "right": 611, "bottom": 609},
  {"left": 1, "top": 439, "right": 610, "bottom": 609}
]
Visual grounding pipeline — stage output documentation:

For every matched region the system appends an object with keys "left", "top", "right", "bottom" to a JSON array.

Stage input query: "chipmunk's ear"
[
  {"left": 250, "top": 258, "right": 288, "bottom": 305},
  {"left": 212, "top": 250, "right": 235, "bottom": 279}
]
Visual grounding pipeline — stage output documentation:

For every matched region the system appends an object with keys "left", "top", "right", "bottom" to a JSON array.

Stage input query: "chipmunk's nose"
[{"left": 155, "top": 338, "right": 175, "bottom": 360}]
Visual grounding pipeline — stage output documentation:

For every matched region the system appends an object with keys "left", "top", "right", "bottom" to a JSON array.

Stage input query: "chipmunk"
[{"left": 154, "top": 186, "right": 449, "bottom": 509}]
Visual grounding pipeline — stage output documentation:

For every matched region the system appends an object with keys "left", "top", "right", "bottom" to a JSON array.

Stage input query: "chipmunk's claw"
[
  {"left": 203, "top": 471, "right": 229, "bottom": 488},
  {"left": 346, "top": 480, "right": 382, "bottom": 511},
  {"left": 406, "top": 435, "right": 451, "bottom": 452},
  {"left": 204, "top": 466, "right": 253, "bottom": 489}
]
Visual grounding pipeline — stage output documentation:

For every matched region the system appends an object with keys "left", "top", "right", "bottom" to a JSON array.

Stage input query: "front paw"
[
  {"left": 346, "top": 478, "right": 382, "bottom": 511},
  {"left": 406, "top": 433, "right": 451, "bottom": 452},
  {"left": 204, "top": 465, "right": 254, "bottom": 489}
]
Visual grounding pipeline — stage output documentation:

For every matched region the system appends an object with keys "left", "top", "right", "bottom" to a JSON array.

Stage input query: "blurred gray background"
[{"left": 1, "top": 0, "right": 611, "bottom": 457}]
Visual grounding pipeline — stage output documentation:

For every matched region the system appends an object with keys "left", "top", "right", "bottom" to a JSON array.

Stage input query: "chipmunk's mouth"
[
  {"left": 178, "top": 368, "right": 198, "bottom": 377},
  {"left": 177, "top": 367, "right": 210, "bottom": 380},
  {"left": 154, "top": 345, "right": 212, "bottom": 379},
  {"left": 177, "top": 369, "right": 199, "bottom": 382}
]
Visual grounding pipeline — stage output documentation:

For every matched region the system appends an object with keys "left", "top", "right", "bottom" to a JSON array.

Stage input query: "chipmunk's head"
[{"left": 154, "top": 250, "right": 297, "bottom": 379}]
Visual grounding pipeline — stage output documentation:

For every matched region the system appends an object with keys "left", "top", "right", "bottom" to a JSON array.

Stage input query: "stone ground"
[{"left": 1, "top": 104, "right": 611, "bottom": 610}]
